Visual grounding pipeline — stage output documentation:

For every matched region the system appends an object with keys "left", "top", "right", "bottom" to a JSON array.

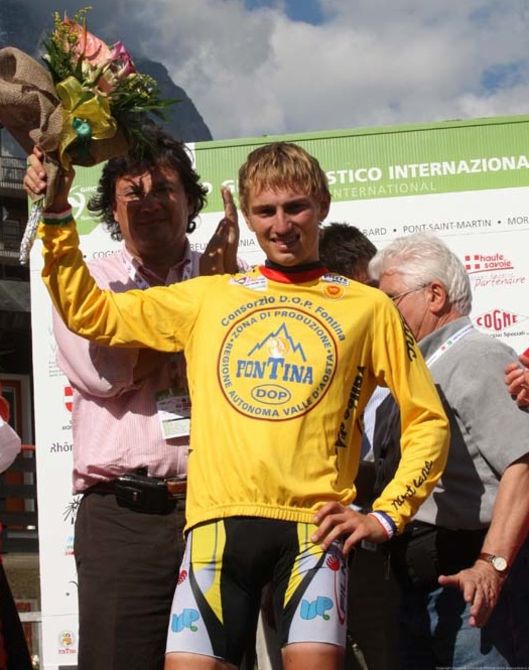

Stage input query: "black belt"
[{"left": 85, "top": 475, "right": 186, "bottom": 514}]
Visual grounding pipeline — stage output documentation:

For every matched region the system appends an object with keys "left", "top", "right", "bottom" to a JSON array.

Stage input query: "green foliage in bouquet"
[{"left": 40, "top": 6, "right": 178, "bottom": 162}]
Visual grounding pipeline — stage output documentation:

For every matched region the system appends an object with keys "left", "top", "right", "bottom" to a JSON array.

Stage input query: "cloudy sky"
[{"left": 15, "top": 0, "right": 529, "bottom": 140}]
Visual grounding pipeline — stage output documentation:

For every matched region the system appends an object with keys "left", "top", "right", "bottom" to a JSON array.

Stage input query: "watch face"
[{"left": 491, "top": 555, "right": 508, "bottom": 572}]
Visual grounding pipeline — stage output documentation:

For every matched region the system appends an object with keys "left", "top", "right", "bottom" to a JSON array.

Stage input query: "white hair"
[{"left": 369, "top": 233, "right": 472, "bottom": 315}]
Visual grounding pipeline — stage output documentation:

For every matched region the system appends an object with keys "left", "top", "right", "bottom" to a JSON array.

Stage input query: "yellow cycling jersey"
[{"left": 40, "top": 222, "right": 449, "bottom": 533}]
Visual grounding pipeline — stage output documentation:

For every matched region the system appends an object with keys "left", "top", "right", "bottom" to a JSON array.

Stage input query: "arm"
[
  {"left": 52, "top": 307, "right": 166, "bottom": 397},
  {"left": 439, "top": 452, "right": 529, "bottom": 627},
  {"left": 369, "top": 303, "right": 449, "bottom": 530},
  {"left": 505, "top": 353, "right": 529, "bottom": 408},
  {"left": 312, "top": 297, "right": 450, "bottom": 554},
  {"left": 0, "top": 418, "right": 21, "bottom": 472},
  {"left": 25, "top": 148, "right": 201, "bottom": 352}
]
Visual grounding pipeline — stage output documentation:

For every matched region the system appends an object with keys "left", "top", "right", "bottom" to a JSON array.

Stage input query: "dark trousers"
[
  {"left": 74, "top": 490, "right": 185, "bottom": 670},
  {"left": 346, "top": 545, "right": 400, "bottom": 670},
  {"left": 0, "top": 559, "right": 32, "bottom": 670}
]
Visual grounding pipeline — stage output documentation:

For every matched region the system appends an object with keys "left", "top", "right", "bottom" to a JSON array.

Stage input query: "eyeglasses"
[
  {"left": 115, "top": 183, "right": 178, "bottom": 204},
  {"left": 388, "top": 285, "right": 426, "bottom": 304}
]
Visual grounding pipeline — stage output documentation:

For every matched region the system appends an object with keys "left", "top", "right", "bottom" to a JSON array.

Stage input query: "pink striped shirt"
[{"left": 53, "top": 239, "right": 201, "bottom": 493}]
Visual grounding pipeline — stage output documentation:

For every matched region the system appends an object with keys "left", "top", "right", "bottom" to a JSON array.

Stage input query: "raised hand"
[
  {"left": 24, "top": 146, "right": 74, "bottom": 212},
  {"left": 199, "top": 186, "right": 240, "bottom": 276}
]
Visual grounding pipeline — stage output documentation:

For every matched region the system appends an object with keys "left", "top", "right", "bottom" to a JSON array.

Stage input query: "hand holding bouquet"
[{"left": 0, "top": 7, "right": 176, "bottom": 263}]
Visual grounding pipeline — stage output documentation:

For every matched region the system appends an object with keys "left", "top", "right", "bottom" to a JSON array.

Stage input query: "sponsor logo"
[
  {"left": 300, "top": 596, "right": 333, "bottom": 621},
  {"left": 64, "top": 534, "right": 74, "bottom": 556},
  {"left": 69, "top": 187, "right": 86, "bottom": 221},
  {"left": 322, "top": 283, "right": 345, "bottom": 299},
  {"left": 464, "top": 252, "right": 514, "bottom": 274},
  {"left": 58, "top": 630, "right": 76, "bottom": 655},
  {"left": 463, "top": 251, "right": 527, "bottom": 289},
  {"left": 64, "top": 385, "right": 73, "bottom": 412},
  {"left": 474, "top": 309, "right": 528, "bottom": 332},
  {"left": 321, "top": 273, "right": 350, "bottom": 287},
  {"left": 326, "top": 545, "right": 346, "bottom": 624},
  {"left": 63, "top": 497, "right": 81, "bottom": 525},
  {"left": 229, "top": 275, "right": 268, "bottom": 291},
  {"left": 50, "top": 440, "right": 73, "bottom": 454},
  {"left": 218, "top": 306, "right": 337, "bottom": 420},
  {"left": 171, "top": 608, "right": 200, "bottom": 633}
]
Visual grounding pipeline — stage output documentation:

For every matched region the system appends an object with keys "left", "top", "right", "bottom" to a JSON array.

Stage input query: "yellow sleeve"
[
  {"left": 369, "top": 296, "right": 450, "bottom": 533},
  {"left": 39, "top": 221, "right": 204, "bottom": 352}
]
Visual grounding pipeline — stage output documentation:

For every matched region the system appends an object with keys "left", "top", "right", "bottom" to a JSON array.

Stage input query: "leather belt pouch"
[{"left": 115, "top": 473, "right": 171, "bottom": 514}]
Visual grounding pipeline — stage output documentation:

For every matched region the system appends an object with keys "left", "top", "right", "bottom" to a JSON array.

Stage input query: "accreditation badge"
[{"left": 155, "top": 388, "right": 191, "bottom": 440}]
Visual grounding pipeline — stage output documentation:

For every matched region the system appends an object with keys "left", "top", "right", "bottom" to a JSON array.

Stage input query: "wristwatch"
[{"left": 477, "top": 552, "right": 509, "bottom": 575}]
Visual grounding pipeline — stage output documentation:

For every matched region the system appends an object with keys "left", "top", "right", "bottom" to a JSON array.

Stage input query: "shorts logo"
[
  {"left": 218, "top": 306, "right": 337, "bottom": 421},
  {"left": 300, "top": 596, "right": 333, "bottom": 621},
  {"left": 327, "top": 546, "right": 346, "bottom": 624},
  {"left": 171, "top": 608, "right": 200, "bottom": 633}
]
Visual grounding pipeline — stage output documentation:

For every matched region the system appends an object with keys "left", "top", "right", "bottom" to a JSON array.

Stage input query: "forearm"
[
  {"left": 372, "top": 408, "right": 449, "bottom": 533},
  {"left": 40, "top": 216, "right": 194, "bottom": 353},
  {"left": 480, "top": 453, "right": 529, "bottom": 565},
  {"left": 41, "top": 219, "right": 154, "bottom": 349}
]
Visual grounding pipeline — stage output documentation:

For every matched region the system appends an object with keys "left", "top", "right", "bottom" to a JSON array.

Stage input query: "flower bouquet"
[{"left": 0, "top": 7, "right": 176, "bottom": 263}]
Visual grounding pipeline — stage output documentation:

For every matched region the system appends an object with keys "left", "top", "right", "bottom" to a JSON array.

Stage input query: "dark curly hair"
[{"left": 88, "top": 123, "right": 208, "bottom": 241}]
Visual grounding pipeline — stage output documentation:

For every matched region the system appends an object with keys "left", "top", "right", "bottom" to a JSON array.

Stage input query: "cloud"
[{"left": 15, "top": 0, "right": 529, "bottom": 140}]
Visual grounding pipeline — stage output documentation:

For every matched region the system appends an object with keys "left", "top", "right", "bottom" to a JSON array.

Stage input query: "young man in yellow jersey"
[{"left": 27, "top": 141, "right": 449, "bottom": 670}]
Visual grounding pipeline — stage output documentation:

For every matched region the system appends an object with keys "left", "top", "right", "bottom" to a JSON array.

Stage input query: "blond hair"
[{"left": 238, "top": 142, "right": 330, "bottom": 215}]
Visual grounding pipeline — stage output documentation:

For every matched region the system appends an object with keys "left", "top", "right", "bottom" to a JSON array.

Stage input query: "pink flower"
[
  {"left": 96, "top": 41, "right": 137, "bottom": 93},
  {"left": 109, "top": 41, "right": 136, "bottom": 78},
  {"left": 63, "top": 19, "right": 112, "bottom": 68}
]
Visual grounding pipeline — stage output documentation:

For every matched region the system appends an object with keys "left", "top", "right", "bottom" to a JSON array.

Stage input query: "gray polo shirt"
[{"left": 415, "top": 316, "right": 529, "bottom": 530}]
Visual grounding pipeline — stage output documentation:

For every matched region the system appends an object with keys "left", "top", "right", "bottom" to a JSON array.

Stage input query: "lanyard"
[{"left": 425, "top": 323, "right": 474, "bottom": 368}]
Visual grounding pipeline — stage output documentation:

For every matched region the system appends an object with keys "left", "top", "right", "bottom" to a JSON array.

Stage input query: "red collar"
[{"left": 259, "top": 265, "right": 328, "bottom": 284}]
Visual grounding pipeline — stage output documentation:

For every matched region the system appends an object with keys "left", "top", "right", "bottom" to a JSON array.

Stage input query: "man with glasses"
[
  {"left": 369, "top": 232, "right": 529, "bottom": 670},
  {"left": 25, "top": 125, "right": 239, "bottom": 670}
]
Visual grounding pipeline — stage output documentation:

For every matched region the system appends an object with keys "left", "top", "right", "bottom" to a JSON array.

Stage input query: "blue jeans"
[{"left": 399, "top": 541, "right": 529, "bottom": 669}]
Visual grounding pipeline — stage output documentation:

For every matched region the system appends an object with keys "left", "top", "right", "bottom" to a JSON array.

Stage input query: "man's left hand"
[
  {"left": 505, "top": 353, "right": 529, "bottom": 408},
  {"left": 438, "top": 561, "right": 505, "bottom": 628},
  {"left": 200, "top": 186, "right": 240, "bottom": 276},
  {"left": 312, "top": 502, "right": 388, "bottom": 555}
]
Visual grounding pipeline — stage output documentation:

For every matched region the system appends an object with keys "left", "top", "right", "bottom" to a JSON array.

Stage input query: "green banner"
[{"left": 194, "top": 114, "right": 529, "bottom": 212}]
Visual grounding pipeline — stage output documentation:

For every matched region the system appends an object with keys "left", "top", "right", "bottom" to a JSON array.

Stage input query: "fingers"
[
  {"left": 312, "top": 503, "right": 385, "bottom": 554},
  {"left": 438, "top": 574, "right": 458, "bottom": 587},
  {"left": 221, "top": 186, "right": 237, "bottom": 224},
  {"left": 505, "top": 367, "right": 525, "bottom": 394},
  {"left": 516, "top": 388, "right": 529, "bottom": 408},
  {"left": 505, "top": 365, "right": 523, "bottom": 381},
  {"left": 24, "top": 148, "right": 47, "bottom": 200},
  {"left": 439, "top": 568, "right": 500, "bottom": 628}
]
